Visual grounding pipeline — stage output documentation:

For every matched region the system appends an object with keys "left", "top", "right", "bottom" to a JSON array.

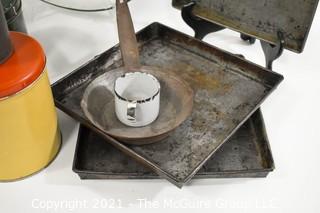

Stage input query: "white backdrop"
[{"left": 1, "top": 0, "right": 320, "bottom": 212}]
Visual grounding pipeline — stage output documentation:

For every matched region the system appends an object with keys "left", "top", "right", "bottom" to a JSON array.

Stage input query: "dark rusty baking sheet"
[
  {"left": 73, "top": 110, "right": 274, "bottom": 181},
  {"left": 172, "top": 0, "right": 319, "bottom": 53},
  {"left": 52, "top": 22, "right": 283, "bottom": 187}
]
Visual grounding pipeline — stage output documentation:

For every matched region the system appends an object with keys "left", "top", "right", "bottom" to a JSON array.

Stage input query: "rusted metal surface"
[
  {"left": 81, "top": 66, "right": 194, "bottom": 144},
  {"left": 73, "top": 110, "right": 274, "bottom": 180},
  {"left": 172, "top": 0, "right": 319, "bottom": 53},
  {"left": 116, "top": 0, "right": 140, "bottom": 70},
  {"left": 52, "top": 23, "right": 283, "bottom": 187}
]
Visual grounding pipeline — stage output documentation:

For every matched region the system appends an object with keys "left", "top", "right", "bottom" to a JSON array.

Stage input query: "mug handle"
[{"left": 127, "top": 102, "right": 137, "bottom": 121}]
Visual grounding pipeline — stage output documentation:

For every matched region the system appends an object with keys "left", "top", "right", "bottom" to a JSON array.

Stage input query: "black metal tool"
[
  {"left": 1, "top": 0, "right": 27, "bottom": 33},
  {"left": 182, "top": 1, "right": 256, "bottom": 44},
  {"left": 181, "top": 1, "right": 225, "bottom": 40},
  {"left": 173, "top": 0, "right": 319, "bottom": 52},
  {"left": 175, "top": 0, "right": 318, "bottom": 70},
  {"left": 261, "top": 31, "right": 285, "bottom": 70},
  {"left": 0, "top": 1, "right": 13, "bottom": 64},
  {"left": 183, "top": 0, "right": 281, "bottom": 70},
  {"left": 240, "top": 33, "right": 256, "bottom": 45}
]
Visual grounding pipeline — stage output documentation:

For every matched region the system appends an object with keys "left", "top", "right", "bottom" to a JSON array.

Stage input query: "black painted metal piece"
[
  {"left": 240, "top": 33, "right": 256, "bottom": 44},
  {"left": 182, "top": 1, "right": 224, "bottom": 40},
  {"left": 182, "top": 1, "right": 256, "bottom": 45},
  {"left": 1, "top": 0, "right": 27, "bottom": 33},
  {"left": 181, "top": 1, "right": 284, "bottom": 70},
  {"left": 173, "top": 0, "right": 319, "bottom": 53},
  {"left": 261, "top": 31, "right": 284, "bottom": 70},
  {"left": 0, "top": 1, "right": 13, "bottom": 64}
]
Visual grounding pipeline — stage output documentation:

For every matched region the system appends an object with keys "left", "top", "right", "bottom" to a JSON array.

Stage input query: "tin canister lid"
[{"left": 0, "top": 32, "right": 46, "bottom": 98}]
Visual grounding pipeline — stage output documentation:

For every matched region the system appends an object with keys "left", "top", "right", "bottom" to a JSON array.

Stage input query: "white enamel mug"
[{"left": 114, "top": 72, "right": 161, "bottom": 127}]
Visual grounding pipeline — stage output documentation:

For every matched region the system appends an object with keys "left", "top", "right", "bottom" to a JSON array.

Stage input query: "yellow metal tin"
[{"left": 0, "top": 70, "right": 61, "bottom": 181}]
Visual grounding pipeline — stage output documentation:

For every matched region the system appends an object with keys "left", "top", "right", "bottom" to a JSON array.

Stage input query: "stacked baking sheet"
[
  {"left": 52, "top": 23, "right": 283, "bottom": 187},
  {"left": 52, "top": 0, "right": 318, "bottom": 187}
]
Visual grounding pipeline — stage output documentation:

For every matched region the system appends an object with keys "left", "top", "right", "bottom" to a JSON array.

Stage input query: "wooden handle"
[{"left": 116, "top": 0, "right": 140, "bottom": 71}]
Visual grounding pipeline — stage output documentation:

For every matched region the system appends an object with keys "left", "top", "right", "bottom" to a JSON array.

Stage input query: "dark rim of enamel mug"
[{"left": 114, "top": 72, "right": 160, "bottom": 104}]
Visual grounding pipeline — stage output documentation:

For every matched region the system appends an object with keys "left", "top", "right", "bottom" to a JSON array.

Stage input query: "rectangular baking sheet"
[
  {"left": 52, "top": 22, "right": 283, "bottom": 187},
  {"left": 73, "top": 110, "right": 274, "bottom": 181},
  {"left": 172, "top": 0, "right": 319, "bottom": 52}
]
